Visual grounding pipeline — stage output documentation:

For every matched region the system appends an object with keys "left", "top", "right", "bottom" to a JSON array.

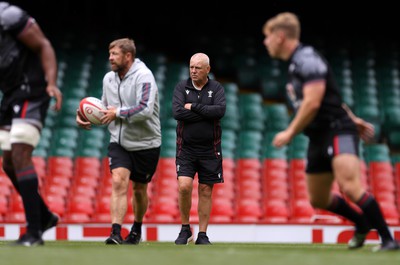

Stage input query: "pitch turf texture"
[{"left": 0, "top": 241, "right": 399, "bottom": 265}]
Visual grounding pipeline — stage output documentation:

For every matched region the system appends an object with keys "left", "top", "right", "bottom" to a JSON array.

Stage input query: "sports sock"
[
  {"left": 6, "top": 165, "right": 51, "bottom": 229},
  {"left": 132, "top": 221, "right": 142, "bottom": 234},
  {"left": 16, "top": 166, "right": 42, "bottom": 237},
  {"left": 327, "top": 194, "right": 370, "bottom": 233},
  {"left": 111, "top": 223, "right": 121, "bottom": 235},
  {"left": 182, "top": 224, "right": 190, "bottom": 230},
  {"left": 357, "top": 192, "right": 394, "bottom": 244}
]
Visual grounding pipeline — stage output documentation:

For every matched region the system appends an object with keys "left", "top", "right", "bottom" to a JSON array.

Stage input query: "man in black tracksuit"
[{"left": 172, "top": 53, "right": 226, "bottom": 245}]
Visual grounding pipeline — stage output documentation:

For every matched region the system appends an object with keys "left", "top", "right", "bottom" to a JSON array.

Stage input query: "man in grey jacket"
[{"left": 77, "top": 38, "right": 161, "bottom": 245}]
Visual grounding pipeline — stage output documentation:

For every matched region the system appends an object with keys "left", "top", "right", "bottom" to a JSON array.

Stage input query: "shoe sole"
[
  {"left": 10, "top": 239, "right": 44, "bottom": 247},
  {"left": 105, "top": 238, "right": 122, "bottom": 245},
  {"left": 195, "top": 241, "right": 212, "bottom": 245}
]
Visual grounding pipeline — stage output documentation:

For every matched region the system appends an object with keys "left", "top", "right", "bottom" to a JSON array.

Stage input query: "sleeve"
[
  {"left": 101, "top": 75, "right": 108, "bottom": 107},
  {"left": 117, "top": 71, "right": 158, "bottom": 123},
  {"left": 191, "top": 82, "right": 226, "bottom": 119},
  {"left": 298, "top": 53, "right": 328, "bottom": 84},
  {"left": 0, "top": 5, "right": 30, "bottom": 35},
  {"left": 172, "top": 81, "right": 204, "bottom": 122}
]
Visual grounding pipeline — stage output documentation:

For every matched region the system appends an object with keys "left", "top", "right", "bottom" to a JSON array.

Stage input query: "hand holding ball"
[{"left": 79, "top": 97, "right": 107, "bottom": 125}]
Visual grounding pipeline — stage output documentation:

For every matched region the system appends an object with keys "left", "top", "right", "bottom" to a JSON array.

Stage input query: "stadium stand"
[{"left": 1, "top": 33, "right": 400, "bottom": 228}]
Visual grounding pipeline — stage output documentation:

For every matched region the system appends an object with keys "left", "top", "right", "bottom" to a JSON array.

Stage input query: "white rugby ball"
[{"left": 79, "top": 97, "right": 107, "bottom": 125}]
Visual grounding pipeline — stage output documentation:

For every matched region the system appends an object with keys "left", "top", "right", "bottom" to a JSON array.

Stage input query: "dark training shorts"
[
  {"left": 175, "top": 149, "right": 224, "bottom": 185},
  {"left": 108, "top": 143, "right": 160, "bottom": 183},
  {"left": 306, "top": 133, "right": 359, "bottom": 174},
  {"left": 0, "top": 92, "right": 50, "bottom": 128}
]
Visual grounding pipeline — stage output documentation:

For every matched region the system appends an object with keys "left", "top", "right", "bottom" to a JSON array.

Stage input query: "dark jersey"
[
  {"left": 286, "top": 43, "right": 357, "bottom": 136},
  {"left": 172, "top": 78, "right": 226, "bottom": 158},
  {"left": 0, "top": 2, "right": 47, "bottom": 96}
]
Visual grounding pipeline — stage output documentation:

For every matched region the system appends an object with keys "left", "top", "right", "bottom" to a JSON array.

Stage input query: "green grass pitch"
[{"left": 0, "top": 241, "right": 399, "bottom": 265}]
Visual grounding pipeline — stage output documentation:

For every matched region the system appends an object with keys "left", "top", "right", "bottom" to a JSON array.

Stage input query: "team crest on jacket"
[
  {"left": 185, "top": 89, "right": 189, "bottom": 95},
  {"left": 208, "top": 90, "right": 213, "bottom": 97}
]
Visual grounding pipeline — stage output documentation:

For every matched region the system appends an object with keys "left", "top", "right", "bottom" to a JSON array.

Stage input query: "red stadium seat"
[
  {"left": 44, "top": 193, "right": 66, "bottom": 217},
  {"left": 47, "top": 156, "right": 74, "bottom": 178},
  {"left": 263, "top": 199, "right": 289, "bottom": 223},
  {"left": 290, "top": 199, "right": 315, "bottom": 223},
  {"left": 75, "top": 157, "right": 101, "bottom": 179},
  {"left": 5, "top": 191, "right": 25, "bottom": 223},
  {"left": 235, "top": 198, "right": 262, "bottom": 223},
  {"left": 66, "top": 195, "right": 95, "bottom": 216},
  {"left": 150, "top": 195, "right": 178, "bottom": 222},
  {"left": 0, "top": 195, "right": 8, "bottom": 218},
  {"left": 210, "top": 197, "right": 234, "bottom": 223},
  {"left": 32, "top": 156, "right": 47, "bottom": 179}
]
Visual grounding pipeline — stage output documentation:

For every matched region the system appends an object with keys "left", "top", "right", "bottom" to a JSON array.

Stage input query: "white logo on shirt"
[
  {"left": 208, "top": 90, "right": 213, "bottom": 97},
  {"left": 185, "top": 90, "right": 189, "bottom": 95},
  {"left": 13, "top": 105, "right": 20, "bottom": 114},
  {"left": 327, "top": 146, "right": 333, "bottom": 156}
]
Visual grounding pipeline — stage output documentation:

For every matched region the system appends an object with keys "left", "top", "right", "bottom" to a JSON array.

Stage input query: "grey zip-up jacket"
[{"left": 101, "top": 58, "right": 161, "bottom": 151}]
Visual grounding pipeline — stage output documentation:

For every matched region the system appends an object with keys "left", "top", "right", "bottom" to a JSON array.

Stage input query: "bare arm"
[
  {"left": 342, "top": 103, "right": 375, "bottom": 143},
  {"left": 273, "top": 80, "right": 325, "bottom": 147},
  {"left": 17, "top": 21, "right": 62, "bottom": 111}
]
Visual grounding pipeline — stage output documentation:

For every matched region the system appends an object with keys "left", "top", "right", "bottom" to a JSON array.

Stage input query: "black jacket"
[{"left": 172, "top": 77, "right": 226, "bottom": 158}]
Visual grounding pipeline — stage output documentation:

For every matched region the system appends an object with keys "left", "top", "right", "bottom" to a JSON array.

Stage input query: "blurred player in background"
[
  {"left": 262, "top": 12, "right": 399, "bottom": 251},
  {"left": 0, "top": 2, "right": 62, "bottom": 246},
  {"left": 76, "top": 38, "right": 161, "bottom": 245}
]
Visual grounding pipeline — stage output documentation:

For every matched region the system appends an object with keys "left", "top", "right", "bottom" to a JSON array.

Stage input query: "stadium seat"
[
  {"left": 210, "top": 197, "right": 234, "bottom": 223},
  {"left": 44, "top": 193, "right": 66, "bottom": 217},
  {"left": 235, "top": 198, "right": 262, "bottom": 223},
  {"left": 213, "top": 181, "right": 234, "bottom": 200},
  {"left": 150, "top": 195, "right": 178, "bottom": 222},
  {"left": 290, "top": 199, "right": 315, "bottom": 223},
  {"left": 0, "top": 176, "right": 12, "bottom": 197},
  {"left": 263, "top": 199, "right": 289, "bottom": 223},
  {"left": 47, "top": 156, "right": 74, "bottom": 178},
  {"left": 0, "top": 195, "right": 8, "bottom": 221},
  {"left": 64, "top": 194, "right": 95, "bottom": 223},
  {"left": 5, "top": 191, "right": 25, "bottom": 223},
  {"left": 92, "top": 194, "right": 111, "bottom": 223},
  {"left": 75, "top": 157, "right": 101, "bottom": 179}
]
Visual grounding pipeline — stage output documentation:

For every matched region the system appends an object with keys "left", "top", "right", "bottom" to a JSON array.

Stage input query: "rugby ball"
[{"left": 79, "top": 97, "right": 107, "bottom": 125}]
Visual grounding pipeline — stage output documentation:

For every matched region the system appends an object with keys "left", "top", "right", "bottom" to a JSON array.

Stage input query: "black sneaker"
[
  {"left": 42, "top": 213, "right": 59, "bottom": 233},
  {"left": 195, "top": 233, "right": 212, "bottom": 245},
  {"left": 348, "top": 231, "right": 368, "bottom": 249},
  {"left": 105, "top": 233, "right": 123, "bottom": 245},
  {"left": 11, "top": 233, "right": 44, "bottom": 247},
  {"left": 175, "top": 228, "right": 193, "bottom": 245},
  {"left": 372, "top": 240, "right": 400, "bottom": 252},
  {"left": 123, "top": 231, "right": 142, "bottom": 245}
]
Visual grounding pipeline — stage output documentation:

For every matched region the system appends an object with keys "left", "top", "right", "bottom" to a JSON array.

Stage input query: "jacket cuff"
[{"left": 115, "top": 107, "right": 121, "bottom": 118}]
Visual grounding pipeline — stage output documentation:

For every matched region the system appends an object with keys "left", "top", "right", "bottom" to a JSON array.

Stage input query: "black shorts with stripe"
[
  {"left": 108, "top": 143, "right": 160, "bottom": 184},
  {"left": 306, "top": 132, "right": 360, "bottom": 173},
  {"left": 0, "top": 88, "right": 50, "bottom": 129}
]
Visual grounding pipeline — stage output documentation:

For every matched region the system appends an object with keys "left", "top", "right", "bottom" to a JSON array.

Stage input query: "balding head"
[
  {"left": 189, "top": 53, "right": 211, "bottom": 88},
  {"left": 190, "top": 53, "right": 210, "bottom": 67}
]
